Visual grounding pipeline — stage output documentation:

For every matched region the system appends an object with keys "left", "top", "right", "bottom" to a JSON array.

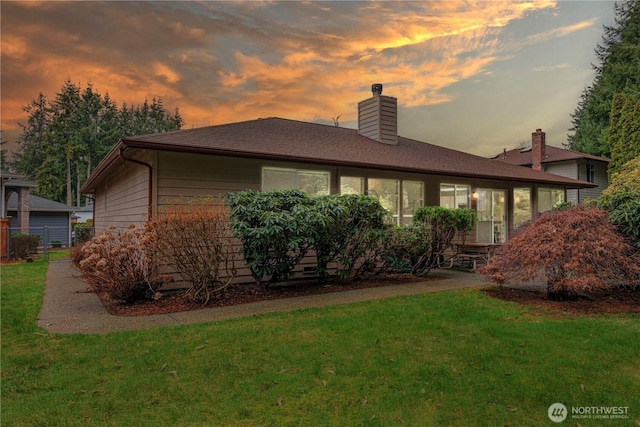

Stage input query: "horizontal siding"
[
  {"left": 89, "top": 150, "right": 584, "bottom": 286},
  {"left": 578, "top": 161, "right": 609, "bottom": 202},
  {"left": 545, "top": 161, "right": 578, "bottom": 180},
  {"left": 93, "top": 156, "right": 150, "bottom": 232},
  {"left": 358, "top": 97, "right": 381, "bottom": 141},
  {"left": 157, "top": 152, "right": 262, "bottom": 206}
]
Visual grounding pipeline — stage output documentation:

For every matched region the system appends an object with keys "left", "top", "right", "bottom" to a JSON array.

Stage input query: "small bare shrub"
[
  {"left": 481, "top": 205, "right": 640, "bottom": 299},
  {"left": 147, "top": 197, "right": 236, "bottom": 304},
  {"left": 9, "top": 233, "right": 40, "bottom": 259},
  {"left": 73, "top": 225, "right": 165, "bottom": 302}
]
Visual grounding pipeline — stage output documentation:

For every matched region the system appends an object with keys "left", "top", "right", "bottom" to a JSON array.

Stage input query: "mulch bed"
[
  {"left": 98, "top": 273, "right": 442, "bottom": 317},
  {"left": 93, "top": 273, "right": 640, "bottom": 318},
  {"left": 482, "top": 286, "right": 640, "bottom": 316}
]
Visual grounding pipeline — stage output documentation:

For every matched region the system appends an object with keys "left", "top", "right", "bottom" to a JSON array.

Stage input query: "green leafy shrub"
[
  {"left": 73, "top": 225, "right": 165, "bottom": 303},
  {"left": 9, "top": 233, "right": 40, "bottom": 259},
  {"left": 146, "top": 197, "right": 236, "bottom": 303},
  {"left": 412, "top": 206, "right": 477, "bottom": 275},
  {"left": 598, "top": 156, "right": 640, "bottom": 247},
  {"left": 481, "top": 205, "right": 640, "bottom": 300},
  {"left": 227, "top": 189, "right": 315, "bottom": 285},
  {"left": 227, "top": 190, "right": 399, "bottom": 284},
  {"left": 73, "top": 220, "right": 94, "bottom": 245},
  {"left": 379, "top": 224, "right": 432, "bottom": 272},
  {"left": 553, "top": 201, "right": 575, "bottom": 211},
  {"left": 310, "top": 194, "right": 392, "bottom": 281}
]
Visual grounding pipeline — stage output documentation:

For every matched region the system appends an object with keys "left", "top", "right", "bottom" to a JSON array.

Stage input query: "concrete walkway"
[{"left": 38, "top": 260, "right": 490, "bottom": 335}]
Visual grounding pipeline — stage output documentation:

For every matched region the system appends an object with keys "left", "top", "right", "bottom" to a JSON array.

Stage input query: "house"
[
  {"left": 1, "top": 169, "right": 36, "bottom": 234},
  {"left": 72, "top": 201, "right": 94, "bottom": 223},
  {"left": 2, "top": 170, "right": 36, "bottom": 257},
  {"left": 82, "top": 85, "right": 595, "bottom": 253},
  {"left": 1, "top": 170, "right": 78, "bottom": 252},
  {"left": 6, "top": 193, "right": 77, "bottom": 247},
  {"left": 492, "top": 129, "right": 609, "bottom": 204}
]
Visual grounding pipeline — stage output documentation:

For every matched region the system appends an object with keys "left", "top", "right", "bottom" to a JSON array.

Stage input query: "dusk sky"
[{"left": 1, "top": 1, "right": 616, "bottom": 159}]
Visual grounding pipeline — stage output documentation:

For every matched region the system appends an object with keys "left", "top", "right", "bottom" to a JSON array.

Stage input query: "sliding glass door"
[{"left": 476, "top": 189, "right": 507, "bottom": 244}]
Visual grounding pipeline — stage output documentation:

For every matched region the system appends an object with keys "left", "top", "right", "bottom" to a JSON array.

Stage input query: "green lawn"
[{"left": 2, "top": 257, "right": 639, "bottom": 426}]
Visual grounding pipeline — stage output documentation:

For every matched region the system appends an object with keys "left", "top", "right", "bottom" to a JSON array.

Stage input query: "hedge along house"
[
  {"left": 492, "top": 129, "right": 609, "bottom": 205},
  {"left": 82, "top": 85, "right": 595, "bottom": 251}
]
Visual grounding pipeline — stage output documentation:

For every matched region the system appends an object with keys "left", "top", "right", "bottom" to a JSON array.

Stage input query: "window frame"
[
  {"left": 402, "top": 180, "right": 424, "bottom": 225},
  {"left": 262, "top": 166, "right": 330, "bottom": 196},
  {"left": 586, "top": 163, "right": 596, "bottom": 183},
  {"left": 537, "top": 187, "right": 565, "bottom": 213},
  {"left": 440, "top": 184, "right": 470, "bottom": 210},
  {"left": 339, "top": 176, "right": 365, "bottom": 195}
]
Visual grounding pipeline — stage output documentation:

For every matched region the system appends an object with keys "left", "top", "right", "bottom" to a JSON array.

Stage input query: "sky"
[{"left": 1, "top": 1, "right": 617, "bottom": 159}]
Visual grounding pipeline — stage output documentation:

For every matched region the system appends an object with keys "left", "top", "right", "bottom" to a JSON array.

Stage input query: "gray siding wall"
[
  {"left": 545, "top": 160, "right": 609, "bottom": 203},
  {"left": 546, "top": 161, "right": 578, "bottom": 203},
  {"left": 93, "top": 152, "right": 151, "bottom": 232},
  {"left": 576, "top": 160, "right": 609, "bottom": 202},
  {"left": 7, "top": 211, "right": 71, "bottom": 246},
  {"left": 154, "top": 152, "right": 569, "bottom": 248},
  {"left": 92, "top": 150, "right": 571, "bottom": 285},
  {"left": 157, "top": 152, "right": 263, "bottom": 205}
]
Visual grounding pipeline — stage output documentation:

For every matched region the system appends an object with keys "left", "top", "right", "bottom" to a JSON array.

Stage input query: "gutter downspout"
[{"left": 118, "top": 146, "right": 153, "bottom": 220}]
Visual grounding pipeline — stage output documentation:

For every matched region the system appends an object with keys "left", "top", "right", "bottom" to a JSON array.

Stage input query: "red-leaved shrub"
[
  {"left": 73, "top": 225, "right": 165, "bottom": 302},
  {"left": 481, "top": 205, "right": 640, "bottom": 299}
]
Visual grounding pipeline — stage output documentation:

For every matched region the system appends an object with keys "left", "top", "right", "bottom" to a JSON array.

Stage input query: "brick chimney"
[
  {"left": 531, "top": 128, "right": 546, "bottom": 171},
  {"left": 358, "top": 84, "right": 398, "bottom": 145}
]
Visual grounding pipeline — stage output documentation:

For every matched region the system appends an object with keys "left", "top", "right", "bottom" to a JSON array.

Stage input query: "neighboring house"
[
  {"left": 7, "top": 193, "right": 77, "bottom": 247},
  {"left": 1, "top": 170, "right": 36, "bottom": 234},
  {"left": 72, "top": 201, "right": 94, "bottom": 223},
  {"left": 492, "top": 129, "right": 609, "bottom": 204},
  {"left": 82, "top": 85, "right": 595, "bottom": 269}
]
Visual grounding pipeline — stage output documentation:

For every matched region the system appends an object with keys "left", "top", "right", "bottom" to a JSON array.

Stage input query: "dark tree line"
[
  {"left": 567, "top": 0, "right": 640, "bottom": 158},
  {"left": 10, "top": 79, "right": 183, "bottom": 206}
]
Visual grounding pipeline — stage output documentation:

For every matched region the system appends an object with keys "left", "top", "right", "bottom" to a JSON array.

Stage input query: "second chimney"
[
  {"left": 358, "top": 84, "right": 398, "bottom": 145},
  {"left": 531, "top": 128, "right": 546, "bottom": 171}
]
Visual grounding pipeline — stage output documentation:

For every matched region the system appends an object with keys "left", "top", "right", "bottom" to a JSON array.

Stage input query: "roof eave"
[
  {"left": 81, "top": 140, "right": 125, "bottom": 193},
  {"left": 118, "top": 139, "right": 595, "bottom": 189}
]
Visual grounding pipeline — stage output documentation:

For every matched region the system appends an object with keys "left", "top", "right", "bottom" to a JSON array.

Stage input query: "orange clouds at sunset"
[{"left": 1, "top": 1, "right": 614, "bottom": 156}]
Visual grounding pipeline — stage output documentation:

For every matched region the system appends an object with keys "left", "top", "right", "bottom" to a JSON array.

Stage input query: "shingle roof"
[
  {"left": 493, "top": 145, "right": 610, "bottom": 166},
  {"left": 7, "top": 193, "right": 78, "bottom": 212},
  {"left": 83, "top": 117, "right": 596, "bottom": 192}
]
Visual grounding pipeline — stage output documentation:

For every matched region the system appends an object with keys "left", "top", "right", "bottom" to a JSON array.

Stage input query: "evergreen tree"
[
  {"left": 567, "top": 0, "right": 640, "bottom": 157},
  {"left": 11, "top": 80, "right": 183, "bottom": 205},
  {"left": 608, "top": 92, "right": 640, "bottom": 176},
  {"left": 1, "top": 131, "right": 8, "bottom": 168},
  {"left": 12, "top": 93, "right": 50, "bottom": 180}
]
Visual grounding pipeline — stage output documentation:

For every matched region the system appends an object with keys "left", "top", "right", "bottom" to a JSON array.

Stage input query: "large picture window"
[
  {"left": 340, "top": 176, "right": 364, "bottom": 195},
  {"left": 368, "top": 178, "right": 399, "bottom": 223},
  {"left": 341, "top": 176, "right": 423, "bottom": 225},
  {"left": 513, "top": 187, "right": 531, "bottom": 229},
  {"left": 262, "top": 167, "right": 330, "bottom": 196},
  {"left": 538, "top": 188, "right": 565, "bottom": 213},
  {"left": 440, "top": 184, "right": 470, "bottom": 209},
  {"left": 402, "top": 181, "right": 424, "bottom": 225}
]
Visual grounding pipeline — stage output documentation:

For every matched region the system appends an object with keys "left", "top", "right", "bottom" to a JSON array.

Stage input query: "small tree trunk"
[
  {"left": 66, "top": 156, "right": 72, "bottom": 206},
  {"left": 76, "top": 164, "right": 81, "bottom": 207}
]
